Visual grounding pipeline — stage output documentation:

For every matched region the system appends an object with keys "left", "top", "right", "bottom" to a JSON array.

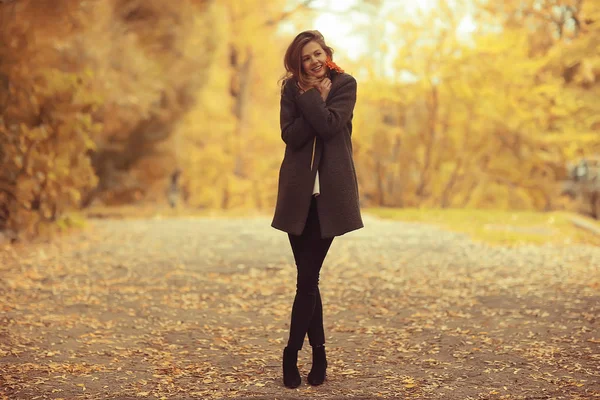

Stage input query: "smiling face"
[{"left": 301, "top": 41, "right": 328, "bottom": 79}]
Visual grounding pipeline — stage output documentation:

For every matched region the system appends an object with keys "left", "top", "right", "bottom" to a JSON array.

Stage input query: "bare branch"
[{"left": 264, "top": 0, "right": 314, "bottom": 27}]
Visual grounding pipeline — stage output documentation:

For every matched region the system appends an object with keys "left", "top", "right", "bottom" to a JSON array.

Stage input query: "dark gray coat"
[{"left": 271, "top": 71, "right": 363, "bottom": 238}]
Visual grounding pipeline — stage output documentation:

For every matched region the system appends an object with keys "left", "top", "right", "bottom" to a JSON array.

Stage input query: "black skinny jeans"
[{"left": 287, "top": 196, "right": 334, "bottom": 351}]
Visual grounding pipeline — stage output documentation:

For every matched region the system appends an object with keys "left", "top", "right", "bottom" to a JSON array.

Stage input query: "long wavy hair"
[{"left": 280, "top": 30, "right": 336, "bottom": 90}]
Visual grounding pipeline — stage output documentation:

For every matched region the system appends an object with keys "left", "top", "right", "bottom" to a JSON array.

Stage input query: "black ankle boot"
[
  {"left": 307, "top": 345, "right": 327, "bottom": 385},
  {"left": 283, "top": 347, "right": 301, "bottom": 388}
]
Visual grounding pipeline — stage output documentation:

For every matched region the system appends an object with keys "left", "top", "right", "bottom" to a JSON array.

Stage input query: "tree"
[
  {"left": 0, "top": 0, "right": 101, "bottom": 237},
  {"left": 0, "top": 0, "right": 217, "bottom": 237},
  {"left": 353, "top": 0, "right": 599, "bottom": 212}
]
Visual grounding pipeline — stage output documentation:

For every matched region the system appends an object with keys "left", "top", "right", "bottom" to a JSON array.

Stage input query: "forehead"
[{"left": 302, "top": 41, "right": 324, "bottom": 56}]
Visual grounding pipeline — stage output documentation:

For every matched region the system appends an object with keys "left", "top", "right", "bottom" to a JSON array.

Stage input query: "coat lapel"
[{"left": 325, "top": 71, "right": 344, "bottom": 104}]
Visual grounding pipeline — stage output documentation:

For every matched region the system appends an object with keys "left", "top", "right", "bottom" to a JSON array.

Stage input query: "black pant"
[{"left": 287, "top": 196, "right": 334, "bottom": 351}]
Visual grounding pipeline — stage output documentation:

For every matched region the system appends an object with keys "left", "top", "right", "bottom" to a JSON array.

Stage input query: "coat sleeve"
[
  {"left": 280, "top": 80, "right": 317, "bottom": 150},
  {"left": 295, "top": 75, "right": 357, "bottom": 142}
]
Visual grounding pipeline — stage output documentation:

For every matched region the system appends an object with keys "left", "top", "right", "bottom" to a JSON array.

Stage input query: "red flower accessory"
[{"left": 325, "top": 57, "right": 344, "bottom": 73}]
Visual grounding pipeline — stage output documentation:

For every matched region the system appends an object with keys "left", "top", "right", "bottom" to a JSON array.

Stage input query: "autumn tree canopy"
[{"left": 1, "top": 0, "right": 598, "bottom": 238}]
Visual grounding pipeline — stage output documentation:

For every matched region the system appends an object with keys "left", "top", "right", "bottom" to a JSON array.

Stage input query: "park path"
[{"left": 0, "top": 214, "right": 599, "bottom": 399}]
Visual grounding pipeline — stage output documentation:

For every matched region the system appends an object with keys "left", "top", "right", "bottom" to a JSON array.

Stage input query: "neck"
[{"left": 306, "top": 71, "right": 329, "bottom": 84}]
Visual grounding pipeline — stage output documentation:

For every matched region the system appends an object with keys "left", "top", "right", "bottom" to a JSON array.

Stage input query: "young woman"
[{"left": 271, "top": 30, "right": 363, "bottom": 389}]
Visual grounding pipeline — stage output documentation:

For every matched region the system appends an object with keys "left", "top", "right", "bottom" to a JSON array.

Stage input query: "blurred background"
[{"left": 0, "top": 0, "right": 599, "bottom": 240}]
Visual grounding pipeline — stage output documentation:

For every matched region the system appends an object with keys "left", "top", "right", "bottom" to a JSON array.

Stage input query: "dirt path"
[{"left": 1, "top": 215, "right": 599, "bottom": 399}]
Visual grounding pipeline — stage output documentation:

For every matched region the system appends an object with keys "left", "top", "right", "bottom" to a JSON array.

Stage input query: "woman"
[{"left": 271, "top": 30, "right": 363, "bottom": 389}]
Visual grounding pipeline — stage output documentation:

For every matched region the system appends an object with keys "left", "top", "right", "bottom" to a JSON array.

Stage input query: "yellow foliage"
[
  {"left": 0, "top": 68, "right": 101, "bottom": 237},
  {"left": 353, "top": 0, "right": 599, "bottom": 211},
  {"left": 2, "top": 0, "right": 599, "bottom": 239}
]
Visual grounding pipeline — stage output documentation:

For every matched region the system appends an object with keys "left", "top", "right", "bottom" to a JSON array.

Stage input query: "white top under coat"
[{"left": 313, "top": 170, "right": 320, "bottom": 196}]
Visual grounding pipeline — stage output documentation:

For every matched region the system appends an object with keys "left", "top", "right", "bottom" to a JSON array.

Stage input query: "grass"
[
  {"left": 81, "top": 204, "right": 269, "bottom": 219},
  {"left": 80, "top": 204, "right": 600, "bottom": 247},
  {"left": 363, "top": 207, "right": 600, "bottom": 247}
]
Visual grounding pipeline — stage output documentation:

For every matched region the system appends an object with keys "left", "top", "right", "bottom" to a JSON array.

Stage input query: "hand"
[{"left": 315, "top": 78, "right": 332, "bottom": 101}]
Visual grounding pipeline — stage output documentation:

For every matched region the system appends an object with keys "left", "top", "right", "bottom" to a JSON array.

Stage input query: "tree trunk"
[
  {"left": 230, "top": 45, "right": 253, "bottom": 179},
  {"left": 415, "top": 85, "right": 438, "bottom": 198},
  {"left": 376, "top": 159, "right": 385, "bottom": 206},
  {"left": 440, "top": 161, "right": 463, "bottom": 208}
]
